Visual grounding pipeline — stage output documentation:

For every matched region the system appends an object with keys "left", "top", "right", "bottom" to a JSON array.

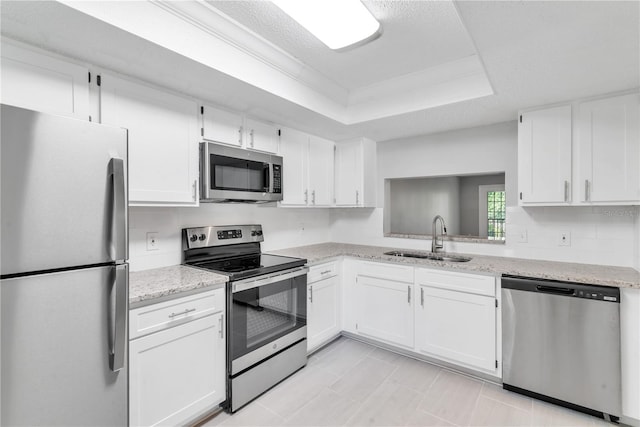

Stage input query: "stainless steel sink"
[{"left": 383, "top": 250, "right": 472, "bottom": 263}]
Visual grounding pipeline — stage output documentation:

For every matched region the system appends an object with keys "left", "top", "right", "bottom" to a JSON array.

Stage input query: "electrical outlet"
[
  {"left": 146, "top": 232, "right": 159, "bottom": 251},
  {"left": 558, "top": 231, "right": 571, "bottom": 246}
]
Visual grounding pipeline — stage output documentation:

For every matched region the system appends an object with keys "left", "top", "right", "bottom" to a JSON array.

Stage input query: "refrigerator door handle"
[
  {"left": 110, "top": 264, "right": 128, "bottom": 372},
  {"left": 109, "top": 157, "right": 128, "bottom": 261}
]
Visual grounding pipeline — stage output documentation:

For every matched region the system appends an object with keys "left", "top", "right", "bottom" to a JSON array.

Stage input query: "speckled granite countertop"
[
  {"left": 129, "top": 265, "right": 228, "bottom": 306},
  {"left": 270, "top": 243, "right": 640, "bottom": 289}
]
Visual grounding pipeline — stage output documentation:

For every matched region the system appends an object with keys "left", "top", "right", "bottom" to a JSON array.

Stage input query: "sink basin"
[{"left": 383, "top": 250, "right": 472, "bottom": 263}]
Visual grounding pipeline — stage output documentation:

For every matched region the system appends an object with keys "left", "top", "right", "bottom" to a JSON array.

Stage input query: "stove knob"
[
  {"left": 189, "top": 235, "right": 198, "bottom": 242},
  {"left": 199, "top": 234, "right": 206, "bottom": 241},
  {"left": 256, "top": 230, "right": 263, "bottom": 236},
  {"left": 251, "top": 230, "right": 257, "bottom": 236}
]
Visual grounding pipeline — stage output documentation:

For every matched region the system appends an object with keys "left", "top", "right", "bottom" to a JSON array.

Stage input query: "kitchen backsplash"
[
  {"left": 329, "top": 206, "right": 640, "bottom": 268},
  {"left": 129, "top": 205, "right": 331, "bottom": 271}
]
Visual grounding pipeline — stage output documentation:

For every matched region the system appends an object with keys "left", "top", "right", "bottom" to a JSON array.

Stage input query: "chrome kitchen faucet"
[{"left": 431, "top": 215, "right": 447, "bottom": 253}]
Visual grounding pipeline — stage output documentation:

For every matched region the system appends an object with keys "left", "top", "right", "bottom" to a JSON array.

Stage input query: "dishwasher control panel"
[{"left": 502, "top": 275, "right": 620, "bottom": 303}]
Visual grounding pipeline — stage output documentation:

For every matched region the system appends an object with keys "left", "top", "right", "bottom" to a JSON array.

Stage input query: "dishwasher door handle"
[{"left": 536, "top": 285, "right": 574, "bottom": 295}]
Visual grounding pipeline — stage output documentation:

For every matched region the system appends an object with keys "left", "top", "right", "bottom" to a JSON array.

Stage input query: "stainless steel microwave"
[{"left": 200, "top": 143, "right": 283, "bottom": 203}]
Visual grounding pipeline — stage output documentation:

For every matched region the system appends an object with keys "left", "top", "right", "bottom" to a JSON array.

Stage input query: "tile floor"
[{"left": 202, "top": 337, "right": 611, "bottom": 427}]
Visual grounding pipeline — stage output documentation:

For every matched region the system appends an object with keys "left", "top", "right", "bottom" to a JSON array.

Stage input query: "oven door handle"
[{"left": 232, "top": 267, "right": 309, "bottom": 293}]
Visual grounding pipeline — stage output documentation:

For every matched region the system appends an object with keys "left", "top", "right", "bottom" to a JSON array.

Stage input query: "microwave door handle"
[{"left": 265, "top": 163, "right": 272, "bottom": 192}]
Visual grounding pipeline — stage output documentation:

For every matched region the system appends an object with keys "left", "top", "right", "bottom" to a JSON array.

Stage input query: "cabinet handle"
[
  {"left": 250, "top": 129, "right": 254, "bottom": 147},
  {"left": 168, "top": 308, "right": 196, "bottom": 318},
  {"left": 192, "top": 179, "right": 198, "bottom": 201},
  {"left": 309, "top": 286, "right": 313, "bottom": 303},
  {"left": 320, "top": 270, "right": 331, "bottom": 275},
  {"left": 304, "top": 189, "right": 308, "bottom": 204},
  {"left": 312, "top": 190, "right": 316, "bottom": 205},
  {"left": 238, "top": 127, "right": 243, "bottom": 144},
  {"left": 218, "top": 314, "right": 224, "bottom": 339},
  {"left": 564, "top": 180, "right": 569, "bottom": 202},
  {"left": 585, "top": 180, "right": 590, "bottom": 202},
  {"left": 407, "top": 286, "right": 411, "bottom": 304},
  {"left": 355, "top": 190, "right": 359, "bottom": 205},
  {"left": 421, "top": 287, "right": 424, "bottom": 307}
]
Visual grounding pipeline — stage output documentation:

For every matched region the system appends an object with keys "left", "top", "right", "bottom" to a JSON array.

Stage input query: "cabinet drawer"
[
  {"left": 308, "top": 261, "right": 339, "bottom": 283},
  {"left": 357, "top": 261, "right": 414, "bottom": 283},
  {"left": 130, "top": 288, "right": 225, "bottom": 339},
  {"left": 415, "top": 268, "right": 495, "bottom": 297}
]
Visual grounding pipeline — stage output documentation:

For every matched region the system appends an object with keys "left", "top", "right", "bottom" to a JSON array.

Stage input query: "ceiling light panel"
[{"left": 272, "top": 0, "right": 381, "bottom": 50}]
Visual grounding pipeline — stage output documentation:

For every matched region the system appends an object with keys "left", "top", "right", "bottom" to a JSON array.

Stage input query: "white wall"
[
  {"left": 331, "top": 121, "right": 639, "bottom": 268},
  {"left": 129, "top": 205, "right": 331, "bottom": 271}
]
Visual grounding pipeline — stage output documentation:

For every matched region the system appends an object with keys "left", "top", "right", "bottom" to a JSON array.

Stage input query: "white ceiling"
[
  {"left": 208, "top": 0, "right": 478, "bottom": 90},
  {"left": 0, "top": 1, "right": 638, "bottom": 143}
]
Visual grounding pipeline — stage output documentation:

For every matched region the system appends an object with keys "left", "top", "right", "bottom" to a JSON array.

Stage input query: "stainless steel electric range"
[{"left": 183, "top": 224, "right": 308, "bottom": 413}]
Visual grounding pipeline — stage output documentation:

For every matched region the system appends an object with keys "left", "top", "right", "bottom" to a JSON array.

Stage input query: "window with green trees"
[{"left": 487, "top": 191, "right": 506, "bottom": 240}]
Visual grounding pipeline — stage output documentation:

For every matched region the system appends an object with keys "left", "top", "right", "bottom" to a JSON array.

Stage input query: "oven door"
[{"left": 229, "top": 267, "right": 307, "bottom": 374}]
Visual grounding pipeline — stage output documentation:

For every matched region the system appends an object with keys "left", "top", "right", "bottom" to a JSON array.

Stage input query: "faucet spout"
[{"left": 431, "top": 215, "right": 447, "bottom": 253}]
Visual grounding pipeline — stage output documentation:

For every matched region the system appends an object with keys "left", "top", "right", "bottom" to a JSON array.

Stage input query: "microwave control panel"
[{"left": 272, "top": 164, "right": 282, "bottom": 193}]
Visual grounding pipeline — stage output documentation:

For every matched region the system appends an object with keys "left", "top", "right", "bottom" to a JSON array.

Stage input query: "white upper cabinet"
[
  {"left": 201, "top": 104, "right": 243, "bottom": 147},
  {"left": 334, "top": 138, "right": 377, "bottom": 207},
  {"left": 518, "top": 92, "right": 640, "bottom": 207},
  {"left": 244, "top": 118, "right": 279, "bottom": 153},
  {"left": 100, "top": 74, "right": 199, "bottom": 206},
  {"left": 308, "top": 136, "right": 335, "bottom": 206},
  {"left": 280, "top": 127, "right": 309, "bottom": 206},
  {"left": 518, "top": 105, "right": 572, "bottom": 205},
  {"left": 0, "top": 41, "right": 90, "bottom": 120},
  {"left": 576, "top": 93, "right": 640, "bottom": 204},
  {"left": 279, "top": 128, "right": 335, "bottom": 207}
]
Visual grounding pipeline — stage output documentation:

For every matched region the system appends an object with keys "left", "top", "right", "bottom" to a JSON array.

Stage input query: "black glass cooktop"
[{"left": 193, "top": 253, "right": 306, "bottom": 280}]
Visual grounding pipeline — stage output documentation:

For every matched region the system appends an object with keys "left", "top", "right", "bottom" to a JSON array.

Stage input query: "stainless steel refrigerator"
[{"left": 1, "top": 104, "right": 129, "bottom": 426}]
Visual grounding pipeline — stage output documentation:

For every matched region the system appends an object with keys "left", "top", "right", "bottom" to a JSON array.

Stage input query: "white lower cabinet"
[
  {"left": 414, "top": 268, "right": 497, "bottom": 373},
  {"left": 354, "top": 262, "right": 415, "bottom": 349},
  {"left": 129, "top": 289, "right": 226, "bottom": 427},
  {"left": 307, "top": 262, "right": 341, "bottom": 352}
]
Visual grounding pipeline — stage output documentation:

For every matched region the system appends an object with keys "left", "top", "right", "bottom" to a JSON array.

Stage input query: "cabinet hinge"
[
  {"left": 519, "top": 192, "right": 523, "bottom": 200},
  {"left": 201, "top": 128, "right": 204, "bottom": 137},
  {"left": 278, "top": 129, "right": 281, "bottom": 136},
  {"left": 88, "top": 115, "right": 92, "bottom": 122},
  {"left": 88, "top": 72, "right": 91, "bottom": 83},
  {"left": 97, "top": 75, "right": 101, "bottom": 87},
  {"left": 519, "top": 115, "right": 522, "bottom": 123},
  {"left": 201, "top": 106, "right": 204, "bottom": 115},
  {"left": 495, "top": 299, "right": 498, "bottom": 308},
  {"left": 496, "top": 360, "right": 499, "bottom": 369}
]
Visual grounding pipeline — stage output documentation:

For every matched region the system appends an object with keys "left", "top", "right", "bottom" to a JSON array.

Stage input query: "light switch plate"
[
  {"left": 517, "top": 229, "right": 528, "bottom": 243},
  {"left": 146, "top": 232, "right": 160, "bottom": 251},
  {"left": 558, "top": 231, "right": 571, "bottom": 246}
]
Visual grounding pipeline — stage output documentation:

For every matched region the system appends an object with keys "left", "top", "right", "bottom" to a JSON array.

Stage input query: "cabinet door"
[
  {"left": 201, "top": 104, "right": 243, "bottom": 147},
  {"left": 245, "top": 118, "right": 279, "bottom": 153},
  {"left": 307, "top": 275, "right": 341, "bottom": 352},
  {"left": 577, "top": 94, "right": 640, "bottom": 203},
  {"left": 279, "top": 127, "right": 309, "bottom": 206},
  {"left": 100, "top": 74, "right": 199, "bottom": 205},
  {"left": 355, "top": 275, "right": 414, "bottom": 348},
  {"left": 0, "top": 42, "right": 89, "bottom": 120},
  {"left": 518, "top": 105, "right": 572, "bottom": 204},
  {"left": 415, "top": 285, "right": 496, "bottom": 372},
  {"left": 335, "top": 140, "right": 363, "bottom": 206},
  {"left": 308, "top": 136, "right": 335, "bottom": 206},
  {"left": 129, "top": 313, "right": 225, "bottom": 427}
]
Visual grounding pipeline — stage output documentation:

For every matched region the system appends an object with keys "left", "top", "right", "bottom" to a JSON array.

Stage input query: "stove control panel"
[{"left": 183, "top": 225, "right": 264, "bottom": 249}]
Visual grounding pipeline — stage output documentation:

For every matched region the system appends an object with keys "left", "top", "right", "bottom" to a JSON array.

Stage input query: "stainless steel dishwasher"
[{"left": 502, "top": 275, "right": 621, "bottom": 422}]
